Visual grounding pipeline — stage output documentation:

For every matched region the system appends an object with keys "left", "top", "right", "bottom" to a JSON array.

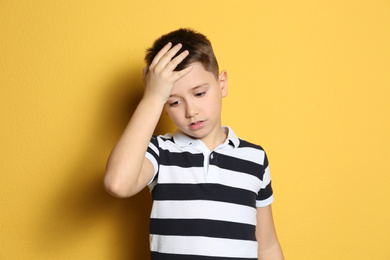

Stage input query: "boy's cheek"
[{"left": 165, "top": 110, "right": 178, "bottom": 122}]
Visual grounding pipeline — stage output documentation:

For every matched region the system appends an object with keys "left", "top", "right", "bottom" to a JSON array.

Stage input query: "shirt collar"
[{"left": 173, "top": 126, "right": 239, "bottom": 149}]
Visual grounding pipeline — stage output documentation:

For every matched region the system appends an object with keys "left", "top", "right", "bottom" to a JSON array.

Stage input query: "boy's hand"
[{"left": 143, "top": 42, "right": 192, "bottom": 104}]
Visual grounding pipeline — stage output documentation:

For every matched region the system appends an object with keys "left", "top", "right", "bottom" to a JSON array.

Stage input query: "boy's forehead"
[
  {"left": 173, "top": 62, "right": 216, "bottom": 88},
  {"left": 182, "top": 62, "right": 210, "bottom": 75}
]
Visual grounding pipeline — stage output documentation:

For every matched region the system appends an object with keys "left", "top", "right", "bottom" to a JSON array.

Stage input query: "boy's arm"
[
  {"left": 256, "top": 205, "right": 284, "bottom": 260},
  {"left": 104, "top": 42, "right": 192, "bottom": 198}
]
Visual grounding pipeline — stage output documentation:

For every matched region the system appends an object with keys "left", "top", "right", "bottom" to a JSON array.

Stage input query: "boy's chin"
[
  {"left": 181, "top": 130, "right": 197, "bottom": 139},
  {"left": 178, "top": 129, "right": 203, "bottom": 140}
]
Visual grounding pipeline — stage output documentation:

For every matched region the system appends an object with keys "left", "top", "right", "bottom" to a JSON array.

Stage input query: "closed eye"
[
  {"left": 169, "top": 100, "right": 181, "bottom": 106},
  {"left": 195, "top": 92, "right": 206, "bottom": 97}
]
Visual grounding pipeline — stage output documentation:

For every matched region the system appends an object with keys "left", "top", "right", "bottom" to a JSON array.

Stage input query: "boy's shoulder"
[
  {"left": 150, "top": 132, "right": 178, "bottom": 146},
  {"left": 237, "top": 137, "right": 265, "bottom": 151},
  {"left": 152, "top": 133, "right": 173, "bottom": 141}
]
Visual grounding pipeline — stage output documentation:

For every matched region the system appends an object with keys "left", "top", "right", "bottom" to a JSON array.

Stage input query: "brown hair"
[{"left": 145, "top": 28, "right": 219, "bottom": 78}]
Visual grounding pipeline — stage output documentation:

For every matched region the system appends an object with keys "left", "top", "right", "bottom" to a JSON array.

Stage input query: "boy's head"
[{"left": 145, "top": 28, "right": 219, "bottom": 79}]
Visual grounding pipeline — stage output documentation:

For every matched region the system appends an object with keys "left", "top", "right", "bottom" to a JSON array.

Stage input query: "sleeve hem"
[
  {"left": 256, "top": 195, "right": 274, "bottom": 208},
  {"left": 145, "top": 153, "right": 158, "bottom": 186}
]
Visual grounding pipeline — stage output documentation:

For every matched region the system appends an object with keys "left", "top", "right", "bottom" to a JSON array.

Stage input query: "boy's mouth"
[
  {"left": 189, "top": 120, "right": 205, "bottom": 130},
  {"left": 191, "top": 121, "right": 203, "bottom": 125}
]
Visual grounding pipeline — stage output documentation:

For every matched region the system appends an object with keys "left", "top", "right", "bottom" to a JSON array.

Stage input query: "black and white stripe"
[{"left": 146, "top": 127, "right": 273, "bottom": 259}]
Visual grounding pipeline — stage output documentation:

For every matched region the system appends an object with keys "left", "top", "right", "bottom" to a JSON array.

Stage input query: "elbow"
[{"left": 103, "top": 174, "right": 133, "bottom": 199}]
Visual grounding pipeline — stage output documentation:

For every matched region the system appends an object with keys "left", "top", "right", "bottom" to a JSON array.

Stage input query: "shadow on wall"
[{"left": 38, "top": 64, "right": 172, "bottom": 259}]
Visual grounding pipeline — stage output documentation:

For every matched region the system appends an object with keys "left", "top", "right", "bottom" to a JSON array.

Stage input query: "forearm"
[
  {"left": 105, "top": 42, "right": 191, "bottom": 198},
  {"left": 256, "top": 206, "right": 284, "bottom": 260},
  {"left": 258, "top": 241, "right": 284, "bottom": 260},
  {"left": 104, "top": 96, "right": 164, "bottom": 197}
]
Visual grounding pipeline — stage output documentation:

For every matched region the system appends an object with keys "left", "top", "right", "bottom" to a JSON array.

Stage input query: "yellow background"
[{"left": 1, "top": 0, "right": 389, "bottom": 259}]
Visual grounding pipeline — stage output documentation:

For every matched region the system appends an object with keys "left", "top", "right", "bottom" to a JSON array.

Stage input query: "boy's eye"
[
  {"left": 169, "top": 100, "right": 181, "bottom": 106},
  {"left": 195, "top": 92, "right": 206, "bottom": 97}
]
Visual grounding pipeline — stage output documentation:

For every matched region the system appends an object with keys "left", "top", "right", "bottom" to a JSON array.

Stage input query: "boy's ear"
[{"left": 219, "top": 70, "right": 228, "bottom": 98}]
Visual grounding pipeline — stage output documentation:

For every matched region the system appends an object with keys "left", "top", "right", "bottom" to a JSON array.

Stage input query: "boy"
[{"left": 104, "top": 28, "right": 284, "bottom": 260}]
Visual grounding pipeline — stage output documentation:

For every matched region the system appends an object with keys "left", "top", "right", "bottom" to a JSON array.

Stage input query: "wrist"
[{"left": 140, "top": 93, "right": 167, "bottom": 109}]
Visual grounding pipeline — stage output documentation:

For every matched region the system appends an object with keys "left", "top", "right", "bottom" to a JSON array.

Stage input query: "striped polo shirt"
[{"left": 145, "top": 126, "right": 274, "bottom": 260}]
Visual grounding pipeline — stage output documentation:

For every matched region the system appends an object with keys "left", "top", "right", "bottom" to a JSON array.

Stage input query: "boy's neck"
[{"left": 201, "top": 126, "right": 228, "bottom": 151}]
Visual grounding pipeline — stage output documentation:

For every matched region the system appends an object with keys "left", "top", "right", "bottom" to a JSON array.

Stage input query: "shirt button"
[{"left": 210, "top": 153, "right": 214, "bottom": 160}]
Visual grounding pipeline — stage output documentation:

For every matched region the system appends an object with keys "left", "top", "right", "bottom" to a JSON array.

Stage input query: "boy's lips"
[{"left": 189, "top": 120, "right": 205, "bottom": 130}]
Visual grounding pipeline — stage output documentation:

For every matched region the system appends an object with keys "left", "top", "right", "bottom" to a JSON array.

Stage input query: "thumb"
[{"left": 143, "top": 66, "right": 149, "bottom": 80}]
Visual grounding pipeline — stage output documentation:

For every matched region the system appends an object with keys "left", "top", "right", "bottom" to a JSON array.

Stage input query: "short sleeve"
[
  {"left": 256, "top": 152, "right": 274, "bottom": 207},
  {"left": 145, "top": 135, "right": 160, "bottom": 187}
]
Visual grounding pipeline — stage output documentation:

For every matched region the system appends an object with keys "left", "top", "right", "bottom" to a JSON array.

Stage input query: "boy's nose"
[{"left": 185, "top": 103, "right": 198, "bottom": 118}]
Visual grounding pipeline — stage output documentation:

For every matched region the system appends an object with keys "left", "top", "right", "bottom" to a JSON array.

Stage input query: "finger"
[
  {"left": 150, "top": 42, "right": 172, "bottom": 67},
  {"left": 165, "top": 49, "right": 189, "bottom": 71},
  {"left": 164, "top": 43, "right": 183, "bottom": 60},
  {"left": 143, "top": 66, "right": 149, "bottom": 80},
  {"left": 172, "top": 65, "right": 193, "bottom": 82},
  {"left": 154, "top": 43, "right": 184, "bottom": 70}
]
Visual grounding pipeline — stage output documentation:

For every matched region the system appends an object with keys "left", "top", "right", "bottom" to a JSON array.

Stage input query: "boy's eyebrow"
[
  {"left": 191, "top": 83, "right": 209, "bottom": 90},
  {"left": 169, "top": 83, "right": 209, "bottom": 97}
]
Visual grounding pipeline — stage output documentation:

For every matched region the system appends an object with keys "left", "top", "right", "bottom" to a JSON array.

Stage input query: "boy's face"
[{"left": 165, "top": 62, "right": 228, "bottom": 146}]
